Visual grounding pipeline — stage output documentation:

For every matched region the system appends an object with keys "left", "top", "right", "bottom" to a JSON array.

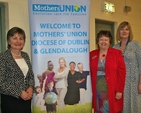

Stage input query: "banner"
[{"left": 28, "top": 0, "right": 91, "bottom": 113}]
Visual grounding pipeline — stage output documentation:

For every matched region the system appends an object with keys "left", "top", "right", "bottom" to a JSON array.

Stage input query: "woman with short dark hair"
[
  {"left": 90, "top": 30, "right": 126, "bottom": 113},
  {"left": 0, "top": 27, "right": 35, "bottom": 113}
]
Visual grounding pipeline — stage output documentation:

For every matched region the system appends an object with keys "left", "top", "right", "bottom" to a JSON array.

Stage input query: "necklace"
[
  {"left": 120, "top": 40, "right": 129, "bottom": 56},
  {"left": 102, "top": 54, "right": 106, "bottom": 57},
  {"left": 11, "top": 51, "right": 21, "bottom": 56},
  {"left": 100, "top": 51, "right": 107, "bottom": 62},
  {"left": 100, "top": 51, "right": 107, "bottom": 57}
]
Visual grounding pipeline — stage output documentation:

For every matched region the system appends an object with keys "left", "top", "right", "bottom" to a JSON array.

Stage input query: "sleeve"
[
  {"left": 86, "top": 71, "right": 90, "bottom": 76},
  {"left": 26, "top": 53, "right": 35, "bottom": 89},
  {"left": 90, "top": 52, "right": 95, "bottom": 109},
  {"left": 0, "top": 56, "right": 22, "bottom": 98},
  {"left": 116, "top": 50, "right": 126, "bottom": 92},
  {"left": 79, "top": 72, "right": 84, "bottom": 79},
  {"left": 135, "top": 42, "right": 141, "bottom": 74}
]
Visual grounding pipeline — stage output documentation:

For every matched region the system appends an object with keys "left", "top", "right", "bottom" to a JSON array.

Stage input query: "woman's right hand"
[{"left": 115, "top": 92, "right": 122, "bottom": 99}]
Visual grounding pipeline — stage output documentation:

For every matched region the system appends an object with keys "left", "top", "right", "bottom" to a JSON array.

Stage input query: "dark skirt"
[
  {"left": 64, "top": 87, "right": 80, "bottom": 105},
  {"left": 1, "top": 94, "right": 31, "bottom": 113}
]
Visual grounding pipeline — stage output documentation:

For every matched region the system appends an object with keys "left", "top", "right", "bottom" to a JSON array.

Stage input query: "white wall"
[
  {"left": 0, "top": 0, "right": 31, "bottom": 56},
  {"left": 90, "top": 0, "right": 141, "bottom": 50},
  {"left": 0, "top": 0, "right": 141, "bottom": 55}
]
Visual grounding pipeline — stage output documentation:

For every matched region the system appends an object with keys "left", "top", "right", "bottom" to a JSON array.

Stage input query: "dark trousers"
[
  {"left": 46, "top": 104, "right": 56, "bottom": 113},
  {"left": 1, "top": 94, "right": 31, "bottom": 113}
]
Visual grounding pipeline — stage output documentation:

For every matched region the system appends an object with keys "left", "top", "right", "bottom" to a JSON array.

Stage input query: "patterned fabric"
[
  {"left": 114, "top": 40, "right": 141, "bottom": 113},
  {"left": 0, "top": 49, "right": 35, "bottom": 98},
  {"left": 97, "top": 59, "right": 106, "bottom": 75},
  {"left": 96, "top": 60, "right": 109, "bottom": 113},
  {"left": 96, "top": 76, "right": 109, "bottom": 113}
]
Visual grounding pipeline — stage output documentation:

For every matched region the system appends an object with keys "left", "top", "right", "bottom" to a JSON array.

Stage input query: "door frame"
[
  {"left": 95, "top": 19, "right": 115, "bottom": 48},
  {"left": 0, "top": 2, "right": 7, "bottom": 53}
]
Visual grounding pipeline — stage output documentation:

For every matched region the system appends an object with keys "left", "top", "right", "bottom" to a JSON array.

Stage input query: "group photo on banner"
[{"left": 28, "top": 0, "right": 91, "bottom": 113}]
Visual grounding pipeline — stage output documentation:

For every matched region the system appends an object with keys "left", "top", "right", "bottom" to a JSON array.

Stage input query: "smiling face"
[
  {"left": 48, "top": 62, "right": 54, "bottom": 70},
  {"left": 119, "top": 25, "right": 130, "bottom": 40},
  {"left": 98, "top": 35, "right": 110, "bottom": 50},
  {"left": 8, "top": 33, "right": 25, "bottom": 51},
  {"left": 116, "top": 21, "right": 133, "bottom": 42},
  {"left": 48, "top": 81, "right": 54, "bottom": 89},
  {"left": 36, "top": 87, "right": 41, "bottom": 93},
  {"left": 69, "top": 62, "right": 76, "bottom": 71},
  {"left": 59, "top": 59, "right": 66, "bottom": 68},
  {"left": 77, "top": 64, "right": 83, "bottom": 72}
]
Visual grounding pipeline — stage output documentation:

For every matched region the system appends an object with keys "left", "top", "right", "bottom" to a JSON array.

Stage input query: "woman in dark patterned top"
[{"left": 0, "top": 27, "right": 35, "bottom": 113}]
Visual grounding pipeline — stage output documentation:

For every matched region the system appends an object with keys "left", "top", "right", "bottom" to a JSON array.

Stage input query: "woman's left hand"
[
  {"left": 115, "top": 92, "right": 122, "bottom": 100},
  {"left": 76, "top": 80, "right": 81, "bottom": 83}
]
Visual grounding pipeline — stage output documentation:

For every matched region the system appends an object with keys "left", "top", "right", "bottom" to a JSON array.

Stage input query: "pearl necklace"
[{"left": 11, "top": 51, "right": 21, "bottom": 57}]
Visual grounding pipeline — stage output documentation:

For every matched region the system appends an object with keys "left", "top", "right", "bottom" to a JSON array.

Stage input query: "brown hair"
[
  {"left": 7, "top": 27, "right": 26, "bottom": 49},
  {"left": 34, "top": 86, "right": 41, "bottom": 95},
  {"left": 96, "top": 30, "right": 113, "bottom": 46},
  {"left": 116, "top": 21, "right": 133, "bottom": 42}
]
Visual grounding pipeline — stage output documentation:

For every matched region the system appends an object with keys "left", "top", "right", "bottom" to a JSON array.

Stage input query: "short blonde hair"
[{"left": 116, "top": 21, "right": 133, "bottom": 42}]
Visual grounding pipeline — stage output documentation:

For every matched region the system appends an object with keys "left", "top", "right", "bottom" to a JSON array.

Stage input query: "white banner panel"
[{"left": 28, "top": 0, "right": 91, "bottom": 112}]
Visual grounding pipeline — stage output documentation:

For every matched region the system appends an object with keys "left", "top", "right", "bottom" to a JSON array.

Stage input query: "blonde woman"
[
  {"left": 114, "top": 21, "right": 141, "bottom": 113},
  {"left": 54, "top": 57, "right": 69, "bottom": 109}
]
